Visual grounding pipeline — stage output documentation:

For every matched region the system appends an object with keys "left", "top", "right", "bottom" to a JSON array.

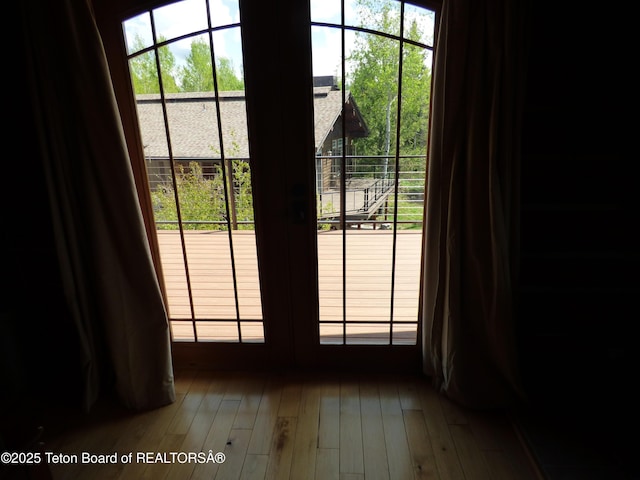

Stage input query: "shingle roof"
[{"left": 135, "top": 87, "right": 366, "bottom": 159}]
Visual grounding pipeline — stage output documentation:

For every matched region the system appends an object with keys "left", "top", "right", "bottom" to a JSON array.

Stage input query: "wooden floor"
[
  {"left": 158, "top": 229, "right": 423, "bottom": 344},
  {"left": 40, "top": 369, "right": 542, "bottom": 480}
]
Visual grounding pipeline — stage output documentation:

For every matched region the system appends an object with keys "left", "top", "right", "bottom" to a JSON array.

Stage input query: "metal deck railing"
[{"left": 145, "top": 154, "right": 426, "bottom": 230}]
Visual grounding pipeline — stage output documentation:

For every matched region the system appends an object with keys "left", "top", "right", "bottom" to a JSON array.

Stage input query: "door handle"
[
  {"left": 292, "top": 201, "right": 306, "bottom": 223},
  {"left": 291, "top": 183, "right": 307, "bottom": 224}
]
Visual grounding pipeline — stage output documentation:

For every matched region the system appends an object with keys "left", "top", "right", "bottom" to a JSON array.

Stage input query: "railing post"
[{"left": 225, "top": 159, "right": 238, "bottom": 230}]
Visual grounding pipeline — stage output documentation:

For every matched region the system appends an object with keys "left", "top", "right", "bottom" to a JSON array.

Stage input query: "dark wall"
[{"left": 517, "top": 0, "right": 638, "bottom": 435}]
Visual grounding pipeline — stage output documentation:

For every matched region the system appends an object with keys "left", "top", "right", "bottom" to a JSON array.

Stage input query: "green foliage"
[
  {"left": 316, "top": 197, "right": 336, "bottom": 231},
  {"left": 152, "top": 161, "right": 254, "bottom": 230},
  {"left": 129, "top": 35, "right": 244, "bottom": 94},
  {"left": 129, "top": 49, "right": 157, "bottom": 94},
  {"left": 231, "top": 160, "right": 254, "bottom": 228},
  {"left": 180, "top": 38, "right": 244, "bottom": 92},
  {"left": 129, "top": 35, "right": 180, "bottom": 94},
  {"left": 179, "top": 38, "right": 213, "bottom": 92},
  {"left": 216, "top": 57, "right": 244, "bottom": 91},
  {"left": 157, "top": 44, "right": 180, "bottom": 92},
  {"left": 347, "top": 0, "right": 431, "bottom": 158}
]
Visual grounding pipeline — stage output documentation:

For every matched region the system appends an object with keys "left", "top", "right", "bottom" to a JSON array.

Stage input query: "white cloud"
[{"left": 312, "top": 26, "right": 342, "bottom": 77}]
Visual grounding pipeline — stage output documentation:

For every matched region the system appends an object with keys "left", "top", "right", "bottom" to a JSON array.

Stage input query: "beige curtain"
[
  {"left": 21, "top": 0, "right": 175, "bottom": 411},
  {"left": 422, "top": 0, "right": 528, "bottom": 408}
]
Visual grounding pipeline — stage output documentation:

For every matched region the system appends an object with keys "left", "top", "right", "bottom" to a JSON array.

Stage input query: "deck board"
[{"left": 157, "top": 229, "right": 422, "bottom": 343}]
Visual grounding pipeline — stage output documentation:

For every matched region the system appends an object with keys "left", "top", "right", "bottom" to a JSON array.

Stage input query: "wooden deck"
[{"left": 157, "top": 229, "right": 422, "bottom": 343}]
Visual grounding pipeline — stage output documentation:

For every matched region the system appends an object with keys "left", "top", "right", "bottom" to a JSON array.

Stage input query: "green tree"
[
  {"left": 216, "top": 57, "right": 244, "bottom": 91},
  {"left": 179, "top": 38, "right": 244, "bottom": 92},
  {"left": 129, "top": 34, "right": 180, "bottom": 94},
  {"left": 346, "top": 0, "right": 431, "bottom": 230},
  {"left": 347, "top": 0, "right": 431, "bottom": 160}
]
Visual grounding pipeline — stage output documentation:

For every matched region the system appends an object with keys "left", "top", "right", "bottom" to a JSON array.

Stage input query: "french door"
[{"left": 99, "top": 0, "right": 436, "bottom": 370}]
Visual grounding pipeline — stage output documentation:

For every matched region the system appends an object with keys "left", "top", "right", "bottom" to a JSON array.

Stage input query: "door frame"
[{"left": 95, "top": 0, "right": 427, "bottom": 373}]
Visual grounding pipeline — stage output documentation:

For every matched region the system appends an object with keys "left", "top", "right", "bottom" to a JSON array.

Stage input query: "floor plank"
[
  {"left": 247, "top": 378, "right": 283, "bottom": 456},
  {"left": 264, "top": 417, "right": 297, "bottom": 480},
  {"left": 318, "top": 379, "right": 340, "bottom": 449},
  {"left": 449, "top": 424, "right": 492, "bottom": 480},
  {"left": 403, "top": 409, "right": 440, "bottom": 479},
  {"left": 359, "top": 382, "right": 390, "bottom": 480},
  {"left": 378, "top": 380, "right": 414, "bottom": 480},
  {"left": 289, "top": 380, "right": 322, "bottom": 480},
  {"left": 417, "top": 383, "right": 466, "bottom": 480},
  {"left": 190, "top": 399, "right": 240, "bottom": 480},
  {"left": 339, "top": 377, "right": 364, "bottom": 476},
  {"left": 315, "top": 448, "right": 340, "bottom": 480}
]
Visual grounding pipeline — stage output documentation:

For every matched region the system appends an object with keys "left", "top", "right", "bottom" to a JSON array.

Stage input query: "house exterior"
[
  {"left": 135, "top": 78, "right": 369, "bottom": 196},
  {"left": 311, "top": 76, "right": 369, "bottom": 192}
]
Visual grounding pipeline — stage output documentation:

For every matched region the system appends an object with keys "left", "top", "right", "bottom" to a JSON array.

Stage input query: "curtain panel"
[
  {"left": 422, "top": 0, "right": 528, "bottom": 408},
  {"left": 21, "top": 0, "right": 175, "bottom": 411}
]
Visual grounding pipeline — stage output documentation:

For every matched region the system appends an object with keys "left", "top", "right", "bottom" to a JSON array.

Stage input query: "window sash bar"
[
  {"left": 149, "top": 8, "right": 198, "bottom": 341},
  {"left": 205, "top": 0, "right": 244, "bottom": 342}
]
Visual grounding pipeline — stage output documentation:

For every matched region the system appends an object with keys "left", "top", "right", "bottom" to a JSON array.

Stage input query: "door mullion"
[{"left": 240, "top": 0, "right": 318, "bottom": 365}]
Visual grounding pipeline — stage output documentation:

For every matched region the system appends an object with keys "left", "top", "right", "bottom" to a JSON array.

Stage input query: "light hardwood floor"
[{"left": 41, "top": 369, "right": 542, "bottom": 480}]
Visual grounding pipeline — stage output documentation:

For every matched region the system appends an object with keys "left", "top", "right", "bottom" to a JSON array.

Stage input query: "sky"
[{"left": 123, "top": 0, "right": 434, "bottom": 80}]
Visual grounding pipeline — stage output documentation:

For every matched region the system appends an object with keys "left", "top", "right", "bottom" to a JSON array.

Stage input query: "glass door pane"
[
  {"left": 123, "top": 0, "right": 264, "bottom": 343},
  {"left": 311, "top": 0, "right": 435, "bottom": 345}
]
